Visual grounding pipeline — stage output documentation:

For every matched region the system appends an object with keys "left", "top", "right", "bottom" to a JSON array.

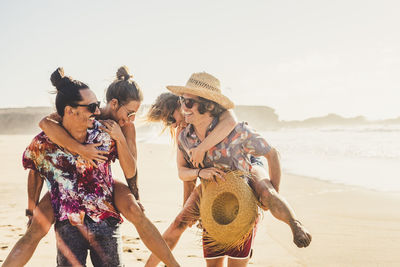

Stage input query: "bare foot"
[{"left": 290, "top": 219, "right": 312, "bottom": 248}]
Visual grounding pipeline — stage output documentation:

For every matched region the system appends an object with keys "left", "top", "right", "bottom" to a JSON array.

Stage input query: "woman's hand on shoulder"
[
  {"left": 78, "top": 143, "right": 109, "bottom": 168},
  {"left": 189, "top": 146, "right": 206, "bottom": 168},
  {"left": 100, "top": 120, "right": 125, "bottom": 143},
  {"left": 198, "top": 167, "right": 226, "bottom": 183}
]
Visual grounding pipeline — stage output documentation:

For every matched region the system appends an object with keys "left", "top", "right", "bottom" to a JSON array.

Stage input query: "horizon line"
[{"left": 0, "top": 104, "right": 398, "bottom": 122}]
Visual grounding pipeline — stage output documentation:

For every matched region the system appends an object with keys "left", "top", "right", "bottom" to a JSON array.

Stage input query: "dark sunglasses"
[
  {"left": 179, "top": 96, "right": 200, "bottom": 109},
  {"left": 72, "top": 101, "right": 101, "bottom": 113},
  {"left": 166, "top": 114, "right": 176, "bottom": 126}
]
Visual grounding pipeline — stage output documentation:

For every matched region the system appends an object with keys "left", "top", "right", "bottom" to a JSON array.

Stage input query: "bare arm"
[
  {"left": 121, "top": 122, "right": 137, "bottom": 160},
  {"left": 177, "top": 148, "right": 225, "bottom": 182},
  {"left": 113, "top": 137, "right": 137, "bottom": 179},
  {"left": 264, "top": 148, "right": 281, "bottom": 192},
  {"left": 102, "top": 120, "right": 136, "bottom": 179},
  {"left": 121, "top": 123, "right": 139, "bottom": 199},
  {"left": 27, "top": 170, "right": 44, "bottom": 224},
  {"left": 27, "top": 170, "right": 44, "bottom": 211},
  {"left": 240, "top": 123, "right": 281, "bottom": 192},
  {"left": 201, "top": 109, "right": 237, "bottom": 149},
  {"left": 177, "top": 148, "right": 198, "bottom": 182},
  {"left": 175, "top": 133, "right": 197, "bottom": 204},
  {"left": 39, "top": 115, "right": 108, "bottom": 166},
  {"left": 182, "top": 181, "right": 196, "bottom": 205},
  {"left": 39, "top": 114, "right": 85, "bottom": 155},
  {"left": 189, "top": 110, "right": 237, "bottom": 167}
]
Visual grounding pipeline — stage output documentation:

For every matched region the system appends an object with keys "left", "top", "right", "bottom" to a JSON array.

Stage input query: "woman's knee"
[
  {"left": 28, "top": 208, "right": 53, "bottom": 239},
  {"left": 26, "top": 219, "right": 50, "bottom": 240},
  {"left": 124, "top": 200, "right": 145, "bottom": 224},
  {"left": 171, "top": 213, "right": 189, "bottom": 230},
  {"left": 257, "top": 179, "right": 279, "bottom": 210}
]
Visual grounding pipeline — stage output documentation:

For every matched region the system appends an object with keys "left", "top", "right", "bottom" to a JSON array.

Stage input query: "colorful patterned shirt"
[
  {"left": 178, "top": 117, "right": 272, "bottom": 172},
  {"left": 22, "top": 120, "right": 122, "bottom": 225}
]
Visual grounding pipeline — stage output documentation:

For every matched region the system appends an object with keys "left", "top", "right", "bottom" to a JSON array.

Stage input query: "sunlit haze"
[{"left": 0, "top": 0, "right": 399, "bottom": 120}]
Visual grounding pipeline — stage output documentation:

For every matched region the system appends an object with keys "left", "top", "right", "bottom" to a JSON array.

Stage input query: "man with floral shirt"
[
  {"left": 23, "top": 120, "right": 120, "bottom": 226},
  {"left": 13, "top": 68, "right": 181, "bottom": 267},
  {"left": 20, "top": 69, "right": 133, "bottom": 266},
  {"left": 23, "top": 120, "right": 123, "bottom": 265}
]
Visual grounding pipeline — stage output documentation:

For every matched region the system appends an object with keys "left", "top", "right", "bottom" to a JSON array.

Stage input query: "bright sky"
[{"left": 0, "top": 0, "right": 399, "bottom": 120}]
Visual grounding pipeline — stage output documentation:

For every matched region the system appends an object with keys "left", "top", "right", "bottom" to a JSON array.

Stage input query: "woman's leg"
[
  {"left": 145, "top": 185, "right": 201, "bottom": 267},
  {"left": 3, "top": 192, "right": 54, "bottom": 267},
  {"left": 250, "top": 166, "right": 312, "bottom": 248},
  {"left": 183, "top": 180, "right": 196, "bottom": 205},
  {"left": 206, "top": 257, "right": 224, "bottom": 267},
  {"left": 227, "top": 257, "right": 250, "bottom": 267},
  {"left": 113, "top": 180, "right": 179, "bottom": 267}
]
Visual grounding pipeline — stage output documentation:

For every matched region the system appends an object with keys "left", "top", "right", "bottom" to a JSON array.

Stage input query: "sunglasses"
[
  {"left": 166, "top": 114, "right": 176, "bottom": 126},
  {"left": 179, "top": 96, "right": 201, "bottom": 109},
  {"left": 121, "top": 105, "right": 137, "bottom": 118},
  {"left": 72, "top": 101, "right": 101, "bottom": 113}
]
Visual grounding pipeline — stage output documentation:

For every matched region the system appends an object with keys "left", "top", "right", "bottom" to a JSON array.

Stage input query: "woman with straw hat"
[{"left": 146, "top": 72, "right": 311, "bottom": 267}]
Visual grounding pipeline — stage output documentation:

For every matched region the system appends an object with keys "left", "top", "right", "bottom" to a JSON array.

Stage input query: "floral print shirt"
[
  {"left": 22, "top": 120, "right": 122, "bottom": 225},
  {"left": 178, "top": 117, "right": 271, "bottom": 172}
]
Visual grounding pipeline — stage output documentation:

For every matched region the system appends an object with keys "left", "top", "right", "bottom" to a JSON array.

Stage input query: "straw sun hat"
[
  {"left": 199, "top": 170, "right": 259, "bottom": 253},
  {"left": 166, "top": 72, "right": 234, "bottom": 109}
]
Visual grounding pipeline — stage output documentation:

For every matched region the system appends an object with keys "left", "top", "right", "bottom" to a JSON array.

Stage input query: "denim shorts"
[{"left": 55, "top": 216, "right": 123, "bottom": 267}]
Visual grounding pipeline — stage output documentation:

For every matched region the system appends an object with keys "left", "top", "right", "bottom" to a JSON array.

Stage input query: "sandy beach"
[{"left": 1, "top": 135, "right": 400, "bottom": 266}]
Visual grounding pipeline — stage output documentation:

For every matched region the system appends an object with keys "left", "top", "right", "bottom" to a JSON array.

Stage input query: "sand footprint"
[{"left": 122, "top": 235, "right": 140, "bottom": 244}]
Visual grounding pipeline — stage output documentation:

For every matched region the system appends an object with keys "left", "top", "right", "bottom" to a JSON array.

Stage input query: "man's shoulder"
[
  {"left": 231, "top": 121, "right": 249, "bottom": 134},
  {"left": 28, "top": 131, "right": 55, "bottom": 149},
  {"left": 228, "top": 122, "right": 262, "bottom": 143},
  {"left": 234, "top": 121, "right": 256, "bottom": 133},
  {"left": 23, "top": 132, "right": 58, "bottom": 169}
]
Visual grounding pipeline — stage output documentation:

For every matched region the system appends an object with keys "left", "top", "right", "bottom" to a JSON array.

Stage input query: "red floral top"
[{"left": 23, "top": 120, "right": 122, "bottom": 225}]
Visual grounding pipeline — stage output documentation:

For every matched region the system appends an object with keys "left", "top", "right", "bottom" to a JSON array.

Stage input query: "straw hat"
[
  {"left": 199, "top": 170, "right": 259, "bottom": 253},
  {"left": 166, "top": 72, "right": 234, "bottom": 109}
]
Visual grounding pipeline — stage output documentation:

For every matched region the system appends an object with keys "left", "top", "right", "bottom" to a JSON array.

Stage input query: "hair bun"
[
  {"left": 50, "top": 67, "right": 66, "bottom": 89},
  {"left": 116, "top": 66, "right": 133, "bottom": 81}
]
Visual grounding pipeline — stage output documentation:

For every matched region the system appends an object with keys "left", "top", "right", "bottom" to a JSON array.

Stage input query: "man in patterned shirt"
[
  {"left": 168, "top": 72, "right": 312, "bottom": 267},
  {"left": 11, "top": 68, "right": 180, "bottom": 267}
]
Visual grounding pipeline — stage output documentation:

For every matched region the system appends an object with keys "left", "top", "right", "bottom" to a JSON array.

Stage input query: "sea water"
[
  {"left": 261, "top": 125, "right": 400, "bottom": 192},
  {"left": 139, "top": 124, "right": 400, "bottom": 192}
]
